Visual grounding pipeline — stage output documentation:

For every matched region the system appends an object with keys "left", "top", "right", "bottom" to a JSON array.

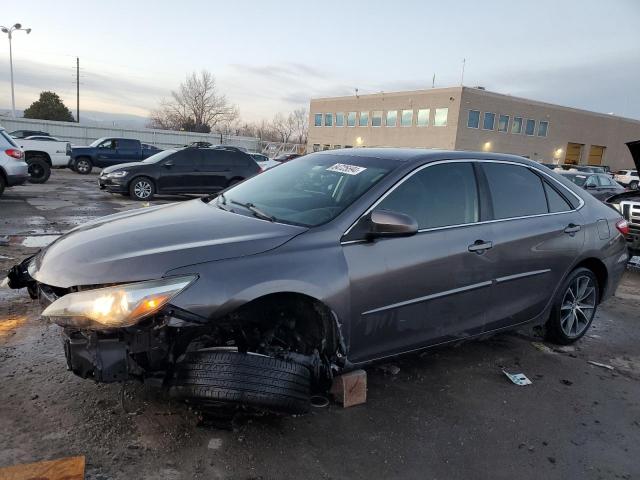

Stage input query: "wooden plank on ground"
[{"left": 0, "top": 455, "right": 85, "bottom": 480}]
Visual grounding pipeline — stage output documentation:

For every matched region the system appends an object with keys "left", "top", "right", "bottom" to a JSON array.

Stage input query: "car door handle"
[
  {"left": 468, "top": 240, "right": 493, "bottom": 253},
  {"left": 564, "top": 224, "right": 581, "bottom": 234}
]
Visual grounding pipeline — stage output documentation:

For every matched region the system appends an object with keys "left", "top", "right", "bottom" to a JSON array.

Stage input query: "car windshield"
[
  {"left": 88, "top": 137, "right": 108, "bottom": 147},
  {"left": 216, "top": 153, "right": 395, "bottom": 227},
  {"left": 562, "top": 173, "right": 588, "bottom": 187},
  {"left": 142, "top": 149, "right": 176, "bottom": 163}
]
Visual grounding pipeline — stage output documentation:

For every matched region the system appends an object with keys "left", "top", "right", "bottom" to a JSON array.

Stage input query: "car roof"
[{"left": 312, "top": 148, "right": 535, "bottom": 166}]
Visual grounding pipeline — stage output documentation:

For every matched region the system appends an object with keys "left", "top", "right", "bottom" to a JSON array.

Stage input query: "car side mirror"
[
  {"left": 367, "top": 209, "right": 418, "bottom": 239},
  {"left": 585, "top": 183, "right": 596, "bottom": 189},
  {"left": 163, "top": 161, "right": 173, "bottom": 168}
]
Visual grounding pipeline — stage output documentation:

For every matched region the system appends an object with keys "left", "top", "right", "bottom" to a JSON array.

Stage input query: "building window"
[
  {"left": 312, "top": 143, "right": 320, "bottom": 152},
  {"left": 314, "top": 114, "right": 322, "bottom": 127},
  {"left": 333, "top": 144, "right": 341, "bottom": 149},
  {"left": 525, "top": 119, "right": 536, "bottom": 136},
  {"left": 359, "top": 111, "right": 369, "bottom": 127},
  {"left": 323, "top": 144, "right": 331, "bottom": 151},
  {"left": 434, "top": 108, "right": 448, "bottom": 126},
  {"left": 344, "top": 145, "right": 352, "bottom": 148},
  {"left": 467, "top": 110, "right": 480, "bottom": 128},
  {"left": 483, "top": 112, "right": 495, "bottom": 130},
  {"left": 401, "top": 109, "right": 413, "bottom": 127},
  {"left": 386, "top": 110, "right": 397, "bottom": 127},
  {"left": 372, "top": 111, "right": 383, "bottom": 127},
  {"left": 324, "top": 113, "right": 333, "bottom": 127},
  {"left": 347, "top": 112, "right": 356, "bottom": 127},
  {"left": 417, "top": 109, "right": 430, "bottom": 127},
  {"left": 538, "top": 121, "right": 549, "bottom": 137},
  {"left": 511, "top": 117, "right": 523, "bottom": 134},
  {"left": 335, "top": 112, "right": 344, "bottom": 127},
  {"left": 498, "top": 114, "right": 509, "bottom": 132}
]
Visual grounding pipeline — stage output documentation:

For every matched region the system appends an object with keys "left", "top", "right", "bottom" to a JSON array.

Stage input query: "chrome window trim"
[{"left": 341, "top": 158, "right": 585, "bottom": 242}]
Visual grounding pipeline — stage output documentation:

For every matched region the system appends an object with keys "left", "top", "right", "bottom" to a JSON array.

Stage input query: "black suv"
[{"left": 99, "top": 146, "right": 261, "bottom": 200}]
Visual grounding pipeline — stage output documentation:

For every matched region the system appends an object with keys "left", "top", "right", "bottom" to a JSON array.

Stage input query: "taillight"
[
  {"left": 616, "top": 219, "right": 630, "bottom": 236},
  {"left": 5, "top": 148, "right": 23, "bottom": 160}
]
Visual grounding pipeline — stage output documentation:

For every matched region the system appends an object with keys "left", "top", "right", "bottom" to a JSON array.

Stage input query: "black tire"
[
  {"left": 171, "top": 351, "right": 311, "bottom": 415},
  {"left": 0, "top": 174, "right": 5, "bottom": 196},
  {"left": 74, "top": 157, "right": 93, "bottom": 174},
  {"left": 545, "top": 267, "right": 599, "bottom": 345},
  {"left": 129, "top": 176, "right": 155, "bottom": 200},
  {"left": 27, "top": 157, "right": 51, "bottom": 184},
  {"left": 630, "top": 180, "right": 639, "bottom": 190}
]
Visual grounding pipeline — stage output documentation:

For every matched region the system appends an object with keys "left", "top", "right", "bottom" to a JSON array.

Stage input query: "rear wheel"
[
  {"left": 545, "top": 267, "right": 599, "bottom": 344},
  {"left": 129, "top": 176, "right": 155, "bottom": 200},
  {"left": 27, "top": 157, "right": 51, "bottom": 184},
  {"left": 75, "top": 158, "right": 93, "bottom": 174},
  {"left": 630, "top": 180, "right": 639, "bottom": 190},
  {"left": 0, "top": 175, "right": 5, "bottom": 196},
  {"left": 171, "top": 351, "right": 311, "bottom": 415}
]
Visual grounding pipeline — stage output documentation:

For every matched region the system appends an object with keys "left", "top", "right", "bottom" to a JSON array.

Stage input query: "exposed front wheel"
[
  {"left": 75, "top": 158, "right": 93, "bottom": 174},
  {"left": 27, "top": 157, "right": 51, "bottom": 184},
  {"left": 630, "top": 180, "right": 639, "bottom": 190},
  {"left": 545, "top": 267, "right": 599, "bottom": 344},
  {"left": 171, "top": 351, "right": 311, "bottom": 415},
  {"left": 129, "top": 176, "right": 155, "bottom": 200}
]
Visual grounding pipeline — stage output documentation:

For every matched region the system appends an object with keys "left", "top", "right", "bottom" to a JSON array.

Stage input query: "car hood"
[
  {"left": 32, "top": 199, "right": 307, "bottom": 288},
  {"left": 101, "top": 162, "right": 145, "bottom": 174}
]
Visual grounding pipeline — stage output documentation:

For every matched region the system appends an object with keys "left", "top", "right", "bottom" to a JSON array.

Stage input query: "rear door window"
[
  {"left": 377, "top": 162, "right": 479, "bottom": 229},
  {"left": 481, "top": 163, "right": 548, "bottom": 219},
  {"left": 543, "top": 181, "right": 572, "bottom": 213},
  {"left": 199, "top": 149, "right": 226, "bottom": 170},
  {"left": 169, "top": 150, "right": 197, "bottom": 168}
]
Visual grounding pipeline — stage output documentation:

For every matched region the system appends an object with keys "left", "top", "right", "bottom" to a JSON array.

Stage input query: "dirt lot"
[{"left": 1, "top": 170, "right": 640, "bottom": 480}]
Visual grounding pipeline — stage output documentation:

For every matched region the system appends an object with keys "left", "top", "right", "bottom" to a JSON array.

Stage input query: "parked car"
[
  {"left": 607, "top": 141, "right": 640, "bottom": 254},
  {"left": 559, "top": 171, "right": 624, "bottom": 201},
  {"left": 14, "top": 136, "right": 72, "bottom": 183},
  {"left": 98, "top": 145, "right": 260, "bottom": 200},
  {"left": 70, "top": 138, "right": 161, "bottom": 174},
  {"left": 273, "top": 153, "right": 301, "bottom": 163},
  {"left": 0, "top": 128, "right": 29, "bottom": 197},
  {"left": 9, "top": 129, "right": 50, "bottom": 139},
  {"left": 5, "top": 149, "right": 629, "bottom": 414},
  {"left": 613, "top": 169, "right": 639, "bottom": 190},
  {"left": 250, "top": 152, "right": 279, "bottom": 170}
]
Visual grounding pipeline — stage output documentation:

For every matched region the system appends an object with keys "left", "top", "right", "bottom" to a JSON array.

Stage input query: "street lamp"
[{"left": 1, "top": 23, "right": 31, "bottom": 118}]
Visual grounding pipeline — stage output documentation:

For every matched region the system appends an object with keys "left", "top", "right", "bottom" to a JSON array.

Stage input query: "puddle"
[{"left": 21, "top": 235, "right": 61, "bottom": 248}]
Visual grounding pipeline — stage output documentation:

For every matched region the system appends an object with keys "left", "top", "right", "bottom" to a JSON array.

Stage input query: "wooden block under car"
[
  {"left": 0, "top": 455, "right": 85, "bottom": 480},
  {"left": 330, "top": 369, "right": 367, "bottom": 407}
]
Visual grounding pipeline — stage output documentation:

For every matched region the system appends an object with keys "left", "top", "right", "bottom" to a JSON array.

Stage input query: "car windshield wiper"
[{"left": 230, "top": 200, "right": 276, "bottom": 222}]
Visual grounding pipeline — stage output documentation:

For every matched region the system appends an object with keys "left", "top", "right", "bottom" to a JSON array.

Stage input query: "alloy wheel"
[
  {"left": 77, "top": 160, "right": 90, "bottom": 173},
  {"left": 134, "top": 180, "right": 152, "bottom": 199},
  {"left": 560, "top": 275, "right": 596, "bottom": 338},
  {"left": 28, "top": 163, "right": 44, "bottom": 180}
]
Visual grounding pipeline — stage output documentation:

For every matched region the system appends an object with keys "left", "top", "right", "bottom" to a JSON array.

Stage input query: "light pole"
[{"left": 1, "top": 23, "right": 31, "bottom": 118}]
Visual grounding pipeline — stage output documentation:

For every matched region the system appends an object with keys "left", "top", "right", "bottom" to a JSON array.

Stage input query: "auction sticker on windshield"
[{"left": 327, "top": 163, "right": 367, "bottom": 175}]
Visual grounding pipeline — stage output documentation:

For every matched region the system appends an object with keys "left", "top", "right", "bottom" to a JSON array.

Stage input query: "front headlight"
[
  {"left": 42, "top": 275, "right": 196, "bottom": 329},
  {"left": 106, "top": 170, "right": 128, "bottom": 178}
]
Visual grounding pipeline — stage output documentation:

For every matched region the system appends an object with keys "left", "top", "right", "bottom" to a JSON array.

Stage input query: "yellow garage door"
[
  {"left": 587, "top": 145, "right": 605, "bottom": 165},
  {"left": 565, "top": 142, "right": 584, "bottom": 164}
]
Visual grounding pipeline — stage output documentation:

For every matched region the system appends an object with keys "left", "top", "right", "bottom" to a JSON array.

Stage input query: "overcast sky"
[{"left": 1, "top": 0, "right": 639, "bottom": 124}]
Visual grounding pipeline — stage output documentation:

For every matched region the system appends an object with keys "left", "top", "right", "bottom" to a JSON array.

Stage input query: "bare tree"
[
  {"left": 270, "top": 112, "right": 295, "bottom": 143},
  {"left": 290, "top": 108, "right": 308, "bottom": 144},
  {"left": 149, "top": 71, "right": 238, "bottom": 133}
]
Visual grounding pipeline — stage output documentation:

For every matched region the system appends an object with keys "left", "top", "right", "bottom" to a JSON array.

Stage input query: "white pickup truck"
[{"left": 12, "top": 135, "right": 72, "bottom": 183}]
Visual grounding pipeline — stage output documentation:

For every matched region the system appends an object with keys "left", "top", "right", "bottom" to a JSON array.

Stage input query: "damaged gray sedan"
[{"left": 5, "top": 149, "right": 630, "bottom": 414}]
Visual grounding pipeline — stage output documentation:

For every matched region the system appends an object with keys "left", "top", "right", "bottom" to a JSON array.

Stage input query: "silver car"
[{"left": 0, "top": 128, "right": 29, "bottom": 196}]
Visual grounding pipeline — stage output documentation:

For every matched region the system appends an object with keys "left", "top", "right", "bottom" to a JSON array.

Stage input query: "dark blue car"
[{"left": 69, "top": 137, "right": 161, "bottom": 174}]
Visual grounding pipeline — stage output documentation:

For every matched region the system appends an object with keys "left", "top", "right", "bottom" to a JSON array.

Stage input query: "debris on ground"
[
  {"left": 531, "top": 342, "right": 555, "bottom": 354},
  {"left": 0, "top": 455, "right": 85, "bottom": 479},
  {"left": 587, "top": 360, "right": 615, "bottom": 371},
  {"left": 377, "top": 364, "right": 401, "bottom": 375},
  {"left": 208, "top": 438, "right": 223, "bottom": 450},
  {"left": 560, "top": 379, "right": 573, "bottom": 386},
  {"left": 503, "top": 370, "right": 532, "bottom": 386},
  {"left": 310, "top": 395, "right": 330, "bottom": 408}
]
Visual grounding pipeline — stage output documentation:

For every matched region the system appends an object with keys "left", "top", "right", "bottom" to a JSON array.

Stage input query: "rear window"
[{"left": 482, "top": 163, "right": 548, "bottom": 219}]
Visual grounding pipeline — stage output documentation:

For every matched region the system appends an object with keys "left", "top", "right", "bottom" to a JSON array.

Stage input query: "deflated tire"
[{"left": 171, "top": 351, "right": 311, "bottom": 414}]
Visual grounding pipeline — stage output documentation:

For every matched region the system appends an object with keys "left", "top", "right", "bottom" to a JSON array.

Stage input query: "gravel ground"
[{"left": 1, "top": 170, "right": 639, "bottom": 480}]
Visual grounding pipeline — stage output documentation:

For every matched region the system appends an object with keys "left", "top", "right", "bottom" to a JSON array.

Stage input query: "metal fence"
[{"left": 0, "top": 116, "right": 261, "bottom": 152}]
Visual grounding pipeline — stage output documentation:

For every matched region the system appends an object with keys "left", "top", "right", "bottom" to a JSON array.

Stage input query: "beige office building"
[{"left": 308, "top": 86, "right": 640, "bottom": 171}]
